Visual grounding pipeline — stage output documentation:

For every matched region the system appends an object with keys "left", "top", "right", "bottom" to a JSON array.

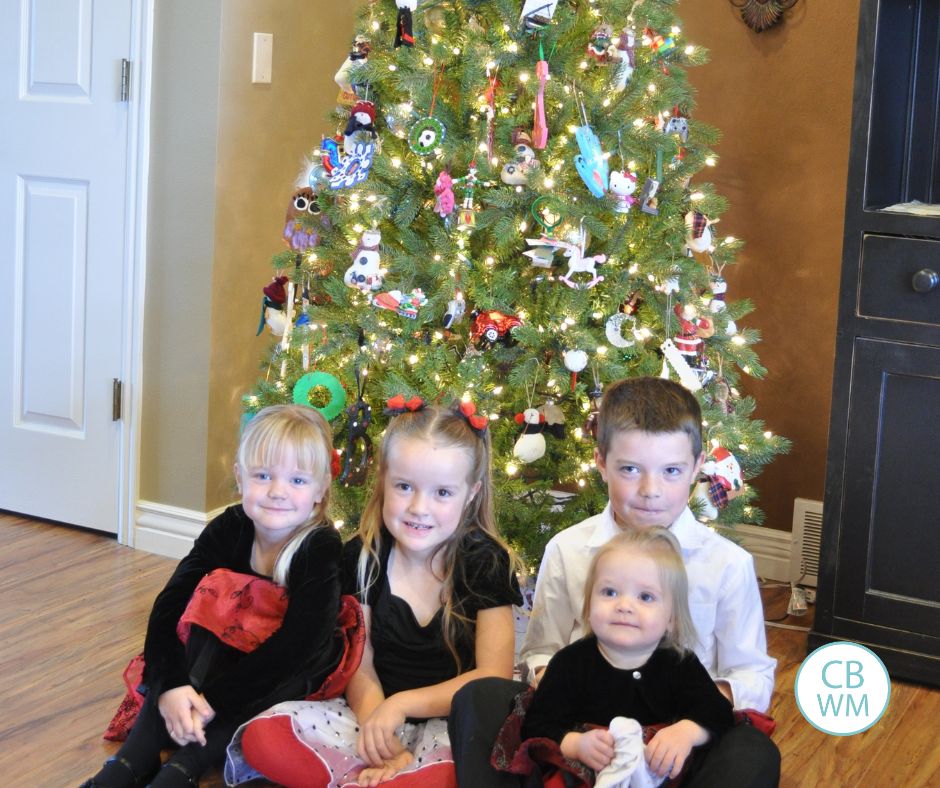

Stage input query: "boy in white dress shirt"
[{"left": 449, "top": 377, "right": 780, "bottom": 787}]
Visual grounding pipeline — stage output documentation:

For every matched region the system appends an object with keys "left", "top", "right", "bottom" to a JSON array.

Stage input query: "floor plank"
[{"left": 1, "top": 512, "right": 939, "bottom": 786}]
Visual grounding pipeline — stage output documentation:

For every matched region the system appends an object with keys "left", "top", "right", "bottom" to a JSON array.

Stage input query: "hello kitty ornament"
[
  {"left": 609, "top": 170, "right": 638, "bottom": 213},
  {"left": 344, "top": 229, "right": 384, "bottom": 292}
]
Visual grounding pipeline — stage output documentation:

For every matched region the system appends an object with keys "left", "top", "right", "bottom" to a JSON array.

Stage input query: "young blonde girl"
[
  {"left": 83, "top": 405, "right": 344, "bottom": 788},
  {"left": 509, "top": 528, "right": 734, "bottom": 786},
  {"left": 225, "top": 399, "right": 521, "bottom": 788}
]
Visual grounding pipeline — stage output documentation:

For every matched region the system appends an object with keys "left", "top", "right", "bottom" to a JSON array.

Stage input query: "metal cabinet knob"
[{"left": 911, "top": 268, "right": 939, "bottom": 293}]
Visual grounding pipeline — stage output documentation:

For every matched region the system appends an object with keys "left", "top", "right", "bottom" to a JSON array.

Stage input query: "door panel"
[{"left": 0, "top": 0, "right": 134, "bottom": 533}]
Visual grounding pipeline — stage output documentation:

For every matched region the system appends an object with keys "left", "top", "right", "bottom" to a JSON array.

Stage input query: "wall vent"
[{"left": 790, "top": 497, "right": 823, "bottom": 587}]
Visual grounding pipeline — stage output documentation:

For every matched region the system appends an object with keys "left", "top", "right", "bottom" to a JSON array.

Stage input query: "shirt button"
[{"left": 633, "top": 671, "right": 642, "bottom": 679}]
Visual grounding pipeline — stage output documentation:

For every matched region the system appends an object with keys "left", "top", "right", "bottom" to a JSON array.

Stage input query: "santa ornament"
[{"left": 692, "top": 447, "right": 744, "bottom": 520}]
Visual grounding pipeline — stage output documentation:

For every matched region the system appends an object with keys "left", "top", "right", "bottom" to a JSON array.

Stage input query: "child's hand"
[
  {"left": 356, "top": 749, "right": 414, "bottom": 787},
  {"left": 645, "top": 720, "right": 708, "bottom": 779},
  {"left": 560, "top": 729, "right": 615, "bottom": 771},
  {"left": 357, "top": 697, "right": 408, "bottom": 766},
  {"left": 157, "top": 686, "right": 214, "bottom": 746}
]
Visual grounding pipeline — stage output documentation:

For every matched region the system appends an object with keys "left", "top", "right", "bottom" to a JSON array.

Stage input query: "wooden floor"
[{"left": 2, "top": 512, "right": 939, "bottom": 787}]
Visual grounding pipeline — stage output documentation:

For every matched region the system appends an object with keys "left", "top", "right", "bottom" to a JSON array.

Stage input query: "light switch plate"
[{"left": 252, "top": 32, "right": 273, "bottom": 83}]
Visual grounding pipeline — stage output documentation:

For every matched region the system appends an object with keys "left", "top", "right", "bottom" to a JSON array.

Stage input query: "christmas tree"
[{"left": 246, "top": 0, "right": 790, "bottom": 569}]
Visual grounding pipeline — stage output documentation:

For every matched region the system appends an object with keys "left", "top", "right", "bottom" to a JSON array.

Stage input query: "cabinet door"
[{"left": 833, "top": 337, "right": 940, "bottom": 657}]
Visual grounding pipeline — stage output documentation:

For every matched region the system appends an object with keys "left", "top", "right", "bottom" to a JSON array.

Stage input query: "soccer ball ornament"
[{"left": 409, "top": 117, "right": 446, "bottom": 156}]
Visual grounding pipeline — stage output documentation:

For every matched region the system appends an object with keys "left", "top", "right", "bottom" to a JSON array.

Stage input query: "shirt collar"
[{"left": 586, "top": 503, "right": 704, "bottom": 551}]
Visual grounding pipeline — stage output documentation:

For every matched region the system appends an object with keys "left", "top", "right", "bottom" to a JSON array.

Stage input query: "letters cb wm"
[{"left": 795, "top": 641, "right": 890, "bottom": 735}]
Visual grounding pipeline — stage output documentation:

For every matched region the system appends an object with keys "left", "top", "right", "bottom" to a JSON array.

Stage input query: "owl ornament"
[
  {"left": 283, "top": 188, "right": 325, "bottom": 252},
  {"left": 730, "top": 0, "right": 799, "bottom": 32}
]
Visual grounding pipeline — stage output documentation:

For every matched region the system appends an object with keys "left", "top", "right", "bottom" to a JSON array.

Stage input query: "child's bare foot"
[{"left": 357, "top": 750, "right": 414, "bottom": 786}]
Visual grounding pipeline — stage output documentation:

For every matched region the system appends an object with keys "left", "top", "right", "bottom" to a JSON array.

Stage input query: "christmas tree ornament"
[
  {"left": 605, "top": 311, "right": 638, "bottom": 348},
  {"left": 692, "top": 446, "right": 744, "bottom": 520},
  {"left": 685, "top": 211, "right": 716, "bottom": 255},
  {"left": 659, "top": 337, "right": 702, "bottom": 391},
  {"left": 525, "top": 224, "right": 606, "bottom": 289},
  {"left": 586, "top": 24, "right": 615, "bottom": 61},
  {"left": 533, "top": 40, "right": 549, "bottom": 149},
  {"left": 513, "top": 407, "right": 547, "bottom": 463},
  {"left": 283, "top": 189, "right": 323, "bottom": 252},
  {"left": 709, "top": 275, "right": 738, "bottom": 334},
  {"left": 292, "top": 370, "right": 347, "bottom": 421},
  {"left": 530, "top": 196, "right": 564, "bottom": 238},
  {"left": 470, "top": 309, "right": 523, "bottom": 345},
  {"left": 256, "top": 276, "right": 289, "bottom": 336},
  {"left": 485, "top": 64, "right": 500, "bottom": 158},
  {"left": 344, "top": 228, "right": 384, "bottom": 292},
  {"left": 395, "top": 0, "right": 417, "bottom": 47},
  {"left": 443, "top": 291, "right": 466, "bottom": 328},
  {"left": 343, "top": 100, "right": 378, "bottom": 156},
  {"left": 573, "top": 122, "right": 609, "bottom": 198},
  {"left": 520, "top": 0, "right": 559, "bottom": 31},
  {"left": 563, "top": 349, "right": 589, "bottom": 390},
  {"left": 328, "top": 140, "right": 376, "bottom": 190},
  {"left": 539, "top": 401, "right": 566, "bottom": 438},
  {"left": 501, "top": 128, "right": 540, "bottom": 185},
  {"left": 334, "top": 35, "right": 371, "bottom": 101},
  {"left": 371, "top": 288, "right": 427, "bottom": 319},
  {"left": 639, "top": 176, "right": 660, "bottom": 214},
  {"left": 409, "top": 64, "right": 446, "bottom": 155},
  {"left": 644, "top": 26, "right": 676, "bottom": 57},
  {"left": 434, "top": 170, "right": 456, "bottom": 217},
  {"left": 584, "top": 374, "right": 603, "bottom": 440},
  {"left": 673, "top": 302, "right": 714, "bottom": 363},
  {"left": 454, "top": 161, "right": 481, "bottom": 230},
  {"left": 339, "top": 367, "right": 372, "bottom": 485},
  {"left": 608, "top": 169, "right": 638, "bottom": 213},
  {"left": 663, "top": 109, "right": 690, "bottom": 143},
  {"left": 612, "top": 27, "right": 636, "bottom": 91}
]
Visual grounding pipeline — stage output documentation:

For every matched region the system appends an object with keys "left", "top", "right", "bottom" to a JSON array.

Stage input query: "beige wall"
[
  {"left": 142, "top": 2, "right": 859, "bottom": 534},
  {"left": 681, "top": 3, "right": 859, "bottom": 530},
  {"left": 140, "top": 2, "right": 361, "bottom": 512}
]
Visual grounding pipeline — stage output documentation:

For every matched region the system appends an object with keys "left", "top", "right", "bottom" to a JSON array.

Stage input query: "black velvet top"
[
  {"left": 142, "top": 505, "right": 343, "bottom": 717},
  {"left": 342, "top": 528, "right": 521, "bottom": 698},
  {"left": 521, "top": 637, "right": 734, "bottom": 744}
]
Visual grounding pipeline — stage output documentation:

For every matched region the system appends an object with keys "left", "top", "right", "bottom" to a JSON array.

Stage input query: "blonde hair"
[
  {"left": 597, "top": 377, "right": 703, "bottom": 460},
  {"left": 237, "top": 404, "right": 334, "bottom": 586},
  {"left": 581, "top": 527, "right": 697, "bottom": 654},
  {"left": 355, "top": 403, "right": 508, "bottom": 671}
]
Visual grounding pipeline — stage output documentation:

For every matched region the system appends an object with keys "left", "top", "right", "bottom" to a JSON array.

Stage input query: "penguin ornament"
[{"left": 513, "top": 408, "right": 547, "bottom": 463}]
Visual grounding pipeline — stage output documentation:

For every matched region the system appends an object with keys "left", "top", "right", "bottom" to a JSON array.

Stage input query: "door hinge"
[
  {"left": 112, "top": 378, "right": 123, "bottom": 421},
  {"left": 120, "top": 59, "right": 131, "bottom": 102}
]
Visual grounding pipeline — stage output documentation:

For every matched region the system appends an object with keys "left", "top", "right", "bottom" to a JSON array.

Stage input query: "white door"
[{"left": 0, "top": 0, "right": 136, "bottom": 533}]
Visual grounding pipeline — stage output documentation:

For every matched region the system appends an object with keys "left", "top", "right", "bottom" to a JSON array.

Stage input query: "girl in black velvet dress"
[
  {"left": 511, "top": 527, "right": 733, "bottom": 786},
  {"left": 82, "top": 405, "right": 344, "bottom": 788},
  {"left": 226, "top": 399, "right": 521, "bottom": 788}
]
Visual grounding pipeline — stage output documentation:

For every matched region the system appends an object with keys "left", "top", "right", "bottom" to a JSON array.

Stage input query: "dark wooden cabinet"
[{"left": 809, "top": 0, "right": 940, "bottom": 686}]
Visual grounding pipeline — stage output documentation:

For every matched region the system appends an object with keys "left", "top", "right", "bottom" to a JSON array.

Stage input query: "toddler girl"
[
  {"left": 225, "top": 398, "right": 521, "bottom": 788},
  {"left": 83, "top": 404, "right": 345, "bottom": 787},
  {"left": 505, "top": 527, "right": 734, "bottom": 786}
]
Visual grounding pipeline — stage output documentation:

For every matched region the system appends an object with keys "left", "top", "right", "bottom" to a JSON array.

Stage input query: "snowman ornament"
[
  {"left": 344, "top": 229, "right": 384, "bottom": 292},
  {"left": 709, "top": 275, "right": 738, "bottom": 335},
  {"left": 513, "top": 408, "right": 547, "bottom": 463},
  {"left": 685, "top": 211, "right": 716, "bottom": 255}
]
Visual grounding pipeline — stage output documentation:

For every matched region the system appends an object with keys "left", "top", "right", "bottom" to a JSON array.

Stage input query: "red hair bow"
[
  {"left": 383, "top": 394, "right": 426, "bottom": 416},
  {"left": 459, "top": 400, "right": 488, "bottom": 434}
]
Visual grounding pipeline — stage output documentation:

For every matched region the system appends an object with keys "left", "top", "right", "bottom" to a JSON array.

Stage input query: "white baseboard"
[
  {"left": 134, "top": 500, "right": 228, "bottom": 559},
  {"left": 717, "top": 523, "right": 793, "bottom": 582}
]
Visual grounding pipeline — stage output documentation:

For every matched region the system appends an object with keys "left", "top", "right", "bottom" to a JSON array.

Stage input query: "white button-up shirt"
[{"left": 520, "top": 504, "right": 776, "bottom": 712}]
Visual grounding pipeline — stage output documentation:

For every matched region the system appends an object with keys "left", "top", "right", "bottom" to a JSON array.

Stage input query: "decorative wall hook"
[{"left": 730, "top": 0, "right": 799, "bottom": 32}]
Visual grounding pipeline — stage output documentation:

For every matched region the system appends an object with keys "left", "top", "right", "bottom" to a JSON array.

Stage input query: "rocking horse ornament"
[{"left": 729, "top": 0, "right": 800, "bottom": 32}]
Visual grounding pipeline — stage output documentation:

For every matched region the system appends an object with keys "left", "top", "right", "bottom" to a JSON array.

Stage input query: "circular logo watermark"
[{"left": 795, "top": 642, "right": 890, "bottom": 735}]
